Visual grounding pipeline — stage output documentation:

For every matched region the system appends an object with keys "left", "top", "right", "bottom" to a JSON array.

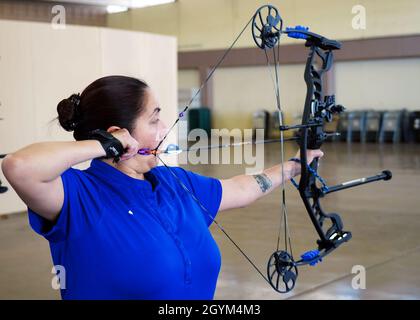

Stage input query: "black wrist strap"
[{"left": 87, "top": 129, "right": 124, "bottom": 161}]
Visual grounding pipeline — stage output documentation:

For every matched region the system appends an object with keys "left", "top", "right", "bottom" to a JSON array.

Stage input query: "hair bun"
[{"left": 57, "top": 93, "right": 81, "bottom": 132}]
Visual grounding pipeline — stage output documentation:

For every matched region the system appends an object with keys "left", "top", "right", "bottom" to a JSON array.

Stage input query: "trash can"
[
  {"left": 379, "top": 110, "right": 403, "bottom": 143},
  {"left": 336, "top": 111, "right": 366, "bottom": 142},
  {"left": 323, "top": 113, "right": 340, "bottom": 142},
  {"left": 365, "top": 111, "right": 382, "bottom": 143},
  {"left": 402, "top": 110, "right": 420, "bottom": 143},
  {"left": 337, "top": 112, "right": 350, "bottom": 142},
  {"left": 252, "top": 110, "right": 270, "bottom": 139},
  {"left": 188, "top": 107, "right": 211, "bottom": 137},
  {"left": 350, "top": 111, "right": 367, "bottom": 142}
]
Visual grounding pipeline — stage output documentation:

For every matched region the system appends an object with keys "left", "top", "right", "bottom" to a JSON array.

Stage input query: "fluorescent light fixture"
[
  {"left": 107, "top": 5, "right": 129, "bottom": 13},
  {"left": 131, "top": 0, "right": 176, "bottom": 9}
]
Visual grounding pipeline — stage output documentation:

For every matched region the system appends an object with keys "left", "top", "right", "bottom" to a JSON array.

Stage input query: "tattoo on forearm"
[{"left": 253, "top": 173, "right": 273, "bottom": 193}]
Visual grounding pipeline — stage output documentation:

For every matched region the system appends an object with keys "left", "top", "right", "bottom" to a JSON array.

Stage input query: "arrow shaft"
[{"left": 157, "top": 136, "right": 298, "bottom": 155}]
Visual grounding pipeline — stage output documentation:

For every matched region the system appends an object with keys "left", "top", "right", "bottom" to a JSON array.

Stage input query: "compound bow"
[{"left": 142, "top": 4, "right": 393, "bottom": 294}]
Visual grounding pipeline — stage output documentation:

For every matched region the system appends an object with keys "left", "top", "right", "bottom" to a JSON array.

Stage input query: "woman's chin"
[{"left": 147, "top": 156, "right": 159, "bottom": 168}]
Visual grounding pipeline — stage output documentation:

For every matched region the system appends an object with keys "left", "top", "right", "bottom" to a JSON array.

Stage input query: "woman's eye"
[{"left": 151, "top": 119, "right": 160, "bottom": 124}]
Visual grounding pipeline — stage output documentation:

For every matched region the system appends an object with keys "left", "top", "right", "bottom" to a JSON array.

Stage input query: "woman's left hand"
[
  {"left": 290, "top": 149, "right": 324, "bottom": 177},
  {"left": 294, "top": 149, "right": 324, "bottom": 165}
]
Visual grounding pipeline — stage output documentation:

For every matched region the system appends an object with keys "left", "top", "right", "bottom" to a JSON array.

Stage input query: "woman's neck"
[{"left": 101, "top": 159, "right": 145, "bottom": 180}]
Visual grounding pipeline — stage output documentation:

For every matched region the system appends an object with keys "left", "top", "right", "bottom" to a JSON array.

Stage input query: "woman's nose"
[
  {"left": 156, "top": 121, "right": 168, "bottom": 141},
  {"left": 161, "top": 120, "right": 168, "bottom": 133}
]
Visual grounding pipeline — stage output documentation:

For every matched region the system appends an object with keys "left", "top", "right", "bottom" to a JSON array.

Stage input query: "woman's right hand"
[{"left": 109, "top": 128, "right": 140, "bottom": 161}]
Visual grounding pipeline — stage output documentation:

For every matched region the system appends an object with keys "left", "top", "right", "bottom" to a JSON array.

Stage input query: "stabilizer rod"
[{"left": 323, "top": 170, "right": 392, "bottom": 195}]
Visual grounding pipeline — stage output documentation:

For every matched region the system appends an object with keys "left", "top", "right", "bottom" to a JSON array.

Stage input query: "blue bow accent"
[
  {"left": 301, "top": 250, "right": 322, "bottom": 266},
  {"left": 286, "top": 25, "right": 309, "bottom": 39}
]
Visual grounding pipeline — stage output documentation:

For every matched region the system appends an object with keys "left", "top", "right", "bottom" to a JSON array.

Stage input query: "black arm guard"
[{"left": 87, "top": 129, "right": 125, "bottom": 161}]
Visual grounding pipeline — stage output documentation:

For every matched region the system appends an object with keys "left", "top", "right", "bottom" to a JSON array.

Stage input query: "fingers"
[
  {"left": 293, "top": 149, "right": 325, "bottom": 165},
  {"left": 121, "top": 137, "right": 140, "bottom": 161},
  {"left": 312, "top": 149, "right": 324, "bottom": 159},
  {"left": 307, "top": 149, "right": 324, "bottom": 165},
  {"left": 110, "top": 128, "right": 140, "bottom": 161},
  {"left": 294, "top": 149, "right": 324, "bottom": 158}
]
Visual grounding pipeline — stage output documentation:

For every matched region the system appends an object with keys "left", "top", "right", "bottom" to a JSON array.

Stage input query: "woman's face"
[{"left": 130, "top": 88, "right": 168, "bottom": 168}]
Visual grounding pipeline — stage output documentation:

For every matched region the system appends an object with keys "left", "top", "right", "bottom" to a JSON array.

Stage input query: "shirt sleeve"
[
  {"left": 28, "top": 167, "right": 100, "bottom": 243},
  {"left": 171, "top": 167, "right": 223, "bottom": 227}
]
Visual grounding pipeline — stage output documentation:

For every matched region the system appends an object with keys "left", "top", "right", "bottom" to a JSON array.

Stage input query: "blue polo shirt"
[{"left": 28, "top": 159, "right": 223, "bottom": 300}]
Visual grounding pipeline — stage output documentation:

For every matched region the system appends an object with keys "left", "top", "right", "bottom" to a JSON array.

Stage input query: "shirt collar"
[{"left": 86, "top": 159, "right": 160, "bottom": 192}]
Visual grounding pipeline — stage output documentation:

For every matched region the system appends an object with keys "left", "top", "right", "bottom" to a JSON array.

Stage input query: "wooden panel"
[
  {"left": 212, "top": 64, "right": 306, "bottom": 131},
  {"left": 30, "top": 23, "right": 103, "bottom": 144},
  {"left": 335, "top": 58, "right": 420, "bottom": 110},
  {"left": 0, "top": 21, "right": 37, "bottom": 214},
  {"left": 179, "top": 35, "right": 420, "bottom": 70},
  {"left": 101, "top": 28, "right": 178, "bottom": 164},
  {"left": 0, "top": 21, "right": 35, "bottom": 154},
  {"left": 0, "top": 20, "right": 177, "bottom": 215}
]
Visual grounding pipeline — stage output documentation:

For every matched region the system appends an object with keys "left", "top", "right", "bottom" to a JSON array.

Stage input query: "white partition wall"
[
  {"left": 0, "top": 20, "right": 177, "bottom": 215},
  {"left": 335, "top": 58, "right": 420, "bottom": 110}
]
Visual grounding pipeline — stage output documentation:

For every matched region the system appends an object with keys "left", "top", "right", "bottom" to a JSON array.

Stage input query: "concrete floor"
[{"left": 0, "top": 142, "right": 419, "bottom": 299}]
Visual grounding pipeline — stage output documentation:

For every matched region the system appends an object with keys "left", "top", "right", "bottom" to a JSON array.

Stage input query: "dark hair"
[{"left": 57, "top": 75, "right": 149, "bottom": 140}]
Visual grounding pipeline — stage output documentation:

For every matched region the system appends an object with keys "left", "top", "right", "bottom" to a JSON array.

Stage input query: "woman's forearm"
[
  {"left": 221, "top": 161, "right": 301, "bottom": 210},
  {"left": 217, "top": 149, "right": 324, "bottom": 211},
  {"left": 256, "top": 161, "right": 301, "bottom": 192},
  {"left": 2, "top": 140, "right": 106, "bottom": 183}
]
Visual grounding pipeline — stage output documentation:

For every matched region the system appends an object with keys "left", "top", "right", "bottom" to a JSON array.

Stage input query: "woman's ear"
[{"left": 106, "top": 126, "right": 121, "bottom": 133}]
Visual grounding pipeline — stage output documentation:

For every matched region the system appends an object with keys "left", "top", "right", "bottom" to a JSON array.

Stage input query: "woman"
[{"left": 1, "top": 75, "right": 323, "bottom": 299}]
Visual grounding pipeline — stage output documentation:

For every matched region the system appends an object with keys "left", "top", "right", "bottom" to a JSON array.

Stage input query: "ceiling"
[{"left": 38, "top": 0, "right": 175, "bottom": 9}]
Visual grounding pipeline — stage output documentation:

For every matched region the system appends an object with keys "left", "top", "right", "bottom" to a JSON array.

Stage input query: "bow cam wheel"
[
  {"left": 267, "top": 250, "right": 298, "bottom": 293},
  {"left": 252, "top": 5, "right": 283, "bottom": 49}
]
